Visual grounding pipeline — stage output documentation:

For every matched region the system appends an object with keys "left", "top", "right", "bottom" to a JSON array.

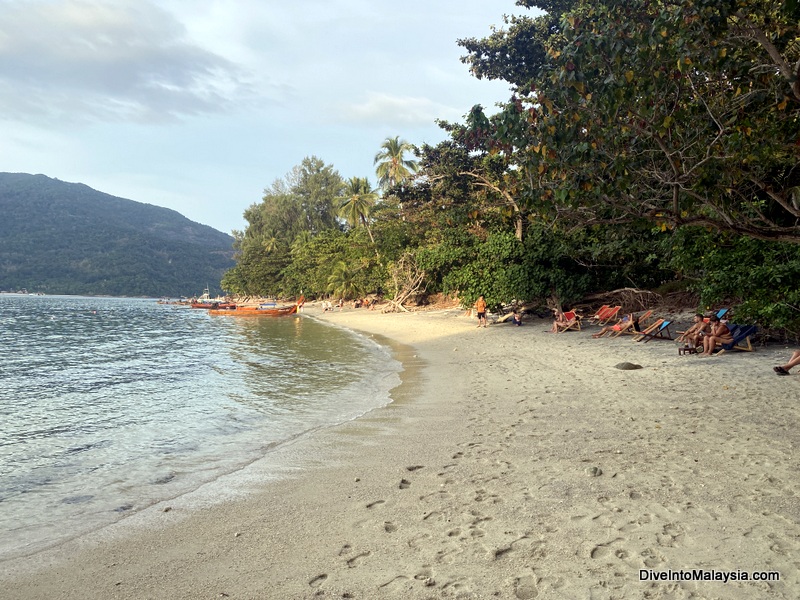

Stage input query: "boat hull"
[
  {"left": 191, "top": 302, "right": 237, "bottom": 309},
  {"left": 208, "top": 305, "right": 298, "bottom": 317}
]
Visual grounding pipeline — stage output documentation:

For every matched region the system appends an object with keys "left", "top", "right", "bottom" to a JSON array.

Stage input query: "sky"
[{"left": 0, "top": 0, "right": 535, "bottom": 235}]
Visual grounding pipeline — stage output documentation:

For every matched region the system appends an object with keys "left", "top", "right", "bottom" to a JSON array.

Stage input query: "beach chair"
[
  {"left": 610, "top": 310, "right": 653, "bottom": 337},
  {"left": 597, "top": 305, "right": 621, "bottom": 326},
  {"left": 555, "top": 310, "right": 581, "bottom": 333},
  {"left": 631, "top": 319, "right": 671, "bottom": 342},
  {"left": 631, "top": 318, "right": 662, "bottom": 341},
  {"left": 715, "top": 325, "right": 758, "bottom": 355},
  {"left": 588, "top": 305, "right": 610, "bottom": 324},
  {"left": 637, "top": 310, "right": 655, "bottom": 328},
  {"left": 638, "top": 320, "right": 673, "bottom": 343}
]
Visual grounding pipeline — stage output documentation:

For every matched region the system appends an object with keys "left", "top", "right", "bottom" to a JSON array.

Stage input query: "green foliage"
[
  {"left": 0, "top": 173, "right": 234, "bottom": 297},
  {"left": 225, "top": 157, "right": 344, "bottom": 295},
  {"left": 665, "top": 228, "right": 800, "bottom": 334},
  {"left": 374, "top": 137, "right": 419, "bottom": 192},
  {"left": 327, "top": 260, "right": 364, "bottom": 300}
]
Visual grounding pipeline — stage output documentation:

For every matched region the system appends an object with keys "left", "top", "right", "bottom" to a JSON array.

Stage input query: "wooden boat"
[
  {"left": 191, "top": 301, "right": 237, "bottom": 309},
  {"left": 190, "top": 287, "right": 235, "bottom": 309},
  {"left": 208, "top": 304, "right": 298, "bottom": 317}
]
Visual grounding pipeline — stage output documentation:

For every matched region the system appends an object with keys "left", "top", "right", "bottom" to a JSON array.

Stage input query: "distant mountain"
[{"left": 0, "top": 173, "right": 235, "bottom": 297}]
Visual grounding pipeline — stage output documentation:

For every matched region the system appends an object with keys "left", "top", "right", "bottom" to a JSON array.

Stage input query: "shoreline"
[{"left": 3, "top": 307, "right": 800, "bottom": 599}]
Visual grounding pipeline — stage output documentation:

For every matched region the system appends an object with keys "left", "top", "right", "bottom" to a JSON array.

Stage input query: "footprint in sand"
[
  {"left": 514, "top": 574, "right": 539, "bottom": 599},
  {"left": 366, "top": 500, "right": 385, "bottom": 509},
  {"left": 308, "top": 574, "right": 328, "bottom": 588},
  {"left": 399, "top": 479, "right": 411, "bottom": 489},
  {"left": 406, "top": 465, "right": 424, "bottom": 472},
  {"left": 347, "top": 551, "right": 371, "bottom": 568},
  {"left": 384, "top": 521, "right": 397, "bottom": 533}
]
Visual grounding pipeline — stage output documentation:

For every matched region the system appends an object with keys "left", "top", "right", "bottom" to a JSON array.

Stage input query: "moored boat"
[
  {"left": 190, "top": 287, "right": 235, "bottom": 309},
  {"left": 208, "top": 304, "right": 298, "bottom": 317},
  {"left": 191, "top": 301, "right": 237, "bottom": 309}
]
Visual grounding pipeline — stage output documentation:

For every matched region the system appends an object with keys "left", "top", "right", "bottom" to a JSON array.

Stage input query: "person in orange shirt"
[{"left": 474, "top": 296, "right": 487, "bottom": 328}]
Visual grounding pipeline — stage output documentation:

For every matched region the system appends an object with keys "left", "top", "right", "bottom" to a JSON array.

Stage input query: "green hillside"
[{"left": 0, "top": 173, "right": 235, "bottom": 297}]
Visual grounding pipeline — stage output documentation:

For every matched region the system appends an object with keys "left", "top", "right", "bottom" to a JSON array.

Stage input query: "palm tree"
[
  {"left": 374, "top": 136, "right": 418, "bottom": 192},
  {"left": 335, "top": 177, "right": 378, "bottom": 244},
  {"left": 327, "top": 261, "right": 362, "bottom": 300}
]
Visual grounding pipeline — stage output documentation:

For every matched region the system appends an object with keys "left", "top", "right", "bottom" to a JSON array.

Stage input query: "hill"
[{"left": 0, "top": 173, "right": 235, "bottom": 297}]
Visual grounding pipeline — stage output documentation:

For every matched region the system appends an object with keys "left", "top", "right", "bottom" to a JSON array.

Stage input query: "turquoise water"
[{"left": 0, "top": 295, "right": 401, "bottom": 560}]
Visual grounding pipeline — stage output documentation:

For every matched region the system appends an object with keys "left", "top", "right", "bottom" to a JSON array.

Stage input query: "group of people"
[
  {"left": 321, "top": 298, "right": 344, "bottom": 312},
  {"left": 678, "top": 313, "right": 733, "bottom": 357},
  {"left": 473, "top": 299, "right": 799, "bottom": 375}
]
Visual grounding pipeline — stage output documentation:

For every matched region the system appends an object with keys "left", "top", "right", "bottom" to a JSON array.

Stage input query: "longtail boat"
[
  {"left": 191, "top": 301, "right": 237, "bottom": 309},
  {"left": 208, "top": 304, "right": 298, "bottom": 317}
]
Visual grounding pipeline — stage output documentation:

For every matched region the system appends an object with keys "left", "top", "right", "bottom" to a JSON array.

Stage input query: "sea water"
[{"left": 0, "top": 295, "right": 401, "bottom": 561}]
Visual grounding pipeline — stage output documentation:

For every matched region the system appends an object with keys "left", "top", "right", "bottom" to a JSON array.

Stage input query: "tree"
[
  {"left": 336, "top": 177, "right": 378, "bottom": 244},
  {"left": 462, "top": 0, "right": 800, "bottom": 243},
  {"left": 327, "top": 260, "right": 363, "bottom": 300},
  {"left": 374, "top": 136, "right": 419, "bottom": 192},
  {"left": 221, "top": 157, "right": 344, "bottom": 295}
]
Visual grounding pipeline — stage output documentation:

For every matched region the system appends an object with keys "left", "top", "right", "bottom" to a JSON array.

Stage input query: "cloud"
[
  {"left": 338, "top": 92, "right": 467, "bottom": 128},
  {"left": 0, "top": 0, "right": 255, "bottom": 123}
]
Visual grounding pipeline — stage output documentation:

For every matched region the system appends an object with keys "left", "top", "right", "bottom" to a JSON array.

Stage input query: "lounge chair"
[
  {"left": 633, "top": 319, "right": 673, "bottom": 342},
  {"left": 612, "top": 310, "right": 654, "bottom": 337},
  {"left": 555, "top": 310, "right": 581, "bottom": 333},
  {"left": 715, "top": 324, "right": 757, "bottom": 355},
  {"left": 597, "top": 305, "right": 622, "bottom": 326},
  {"left": 588, "top": 305, "right": 610, "bottom": 324}
]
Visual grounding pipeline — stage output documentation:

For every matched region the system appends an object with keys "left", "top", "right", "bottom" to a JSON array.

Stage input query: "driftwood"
[
  {"left": 383, "top": 253, "right": 426, "bottom": 313},
  {"left": 581, "top": 288, "right": 663, "bottom": 312}
]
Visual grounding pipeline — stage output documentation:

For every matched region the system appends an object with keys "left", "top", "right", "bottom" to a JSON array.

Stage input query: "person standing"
[{"left": 475, "top": 296, "right": 488, "bottom": 328}]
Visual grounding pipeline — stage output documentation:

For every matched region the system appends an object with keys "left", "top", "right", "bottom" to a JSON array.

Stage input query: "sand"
[{"left": 2, "top": 307, "right": 799, "bottom": 599}]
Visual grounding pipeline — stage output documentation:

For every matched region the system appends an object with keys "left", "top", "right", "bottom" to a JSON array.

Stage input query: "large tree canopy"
[{"left": 461, "top": 0, "right": 800, "bottom": 243}]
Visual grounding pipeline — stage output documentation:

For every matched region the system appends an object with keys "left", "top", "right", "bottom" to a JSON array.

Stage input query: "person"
[
  {"left": 549, "top": 308, "right": 568, "bottom": 333},
  {"left": 511, "top": 311, "right": 523, "bottom": 326},
  {"left": 591, "top": 313, "right": 639, "bottom": 338},
  {"left": 774, "top": 350, "right": 800, "bottom": 375},
  {"left": 337, "top": 298, "right": 344, "bottom": 310},
  {"left": 475, "top": 296, "right": 487, "bottom": 328},
  {"left": 550, "top": 309, "right": 565, "bottom": 333},
  {"left": 699, "top": 314, "right": 733, "bottom": 356},
  {"left": 679, "top": 313, "right": 710, "bottom": 349}
]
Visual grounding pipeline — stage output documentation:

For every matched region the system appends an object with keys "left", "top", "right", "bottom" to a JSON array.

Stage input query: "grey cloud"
[{"left": 0, "top": 0, "right": 254, "bottom": 123}]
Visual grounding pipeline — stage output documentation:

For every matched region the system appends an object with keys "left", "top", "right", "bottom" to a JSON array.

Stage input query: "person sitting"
[
  {"left": 511, "top": 312, "right": 523, "bottom": 326},
  {"left": 699, "top": 315, "right": 733, "bottom": 356},
  {"left": 549, "top": 309, "right": 567, "bottom": 333},
  {"left": 679, "top": 313, "right": 710, "bottom": 349},
  {"left": 774, "top": 350, "right": 800, "bottom": 375},
  {"left": 592, "top": 313, "right": 639, "bottom": 338}
]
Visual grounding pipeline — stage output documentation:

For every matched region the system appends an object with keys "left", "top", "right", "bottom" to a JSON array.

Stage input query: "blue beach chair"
[
  {"left": 636, "top": 320, "right": 674, "bottom": 343},
  {"left": 715, "top": 324, "right": 758, "bottom": 355}
]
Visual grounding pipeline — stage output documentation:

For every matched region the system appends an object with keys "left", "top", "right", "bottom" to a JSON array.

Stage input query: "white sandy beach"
[{"left": 2, "top": 307, "right": 799, "bottom": 599}]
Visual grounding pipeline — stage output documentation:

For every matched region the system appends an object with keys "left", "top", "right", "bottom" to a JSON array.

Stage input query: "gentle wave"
[{"left": 0, "top": 295, "right": 401, "bottom": 560}]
